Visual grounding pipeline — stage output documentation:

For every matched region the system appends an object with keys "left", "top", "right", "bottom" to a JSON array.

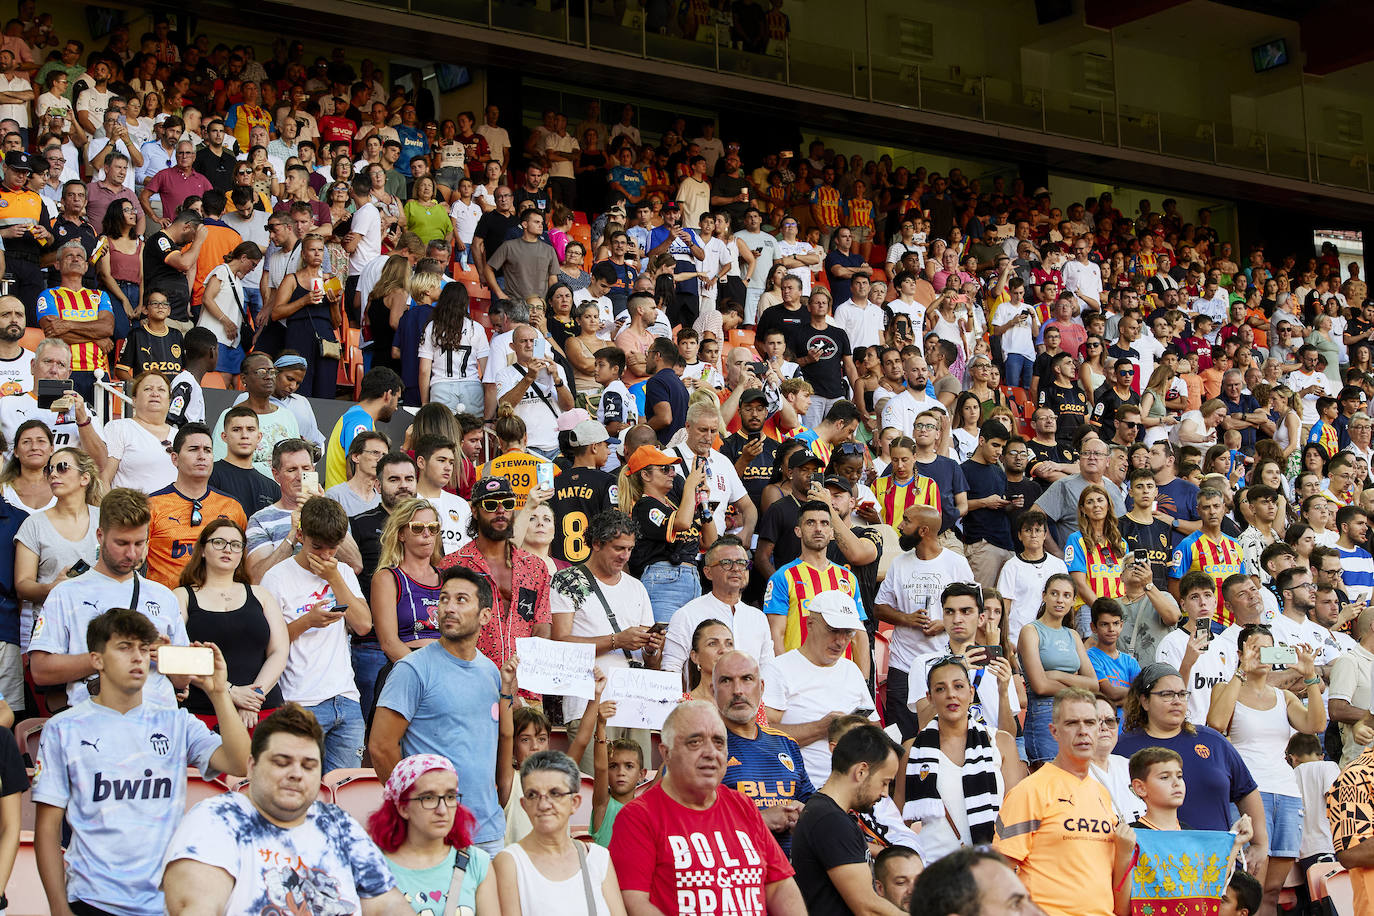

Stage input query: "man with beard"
[
  {"left": 791, "top": 723, "right": 906, "bottom": 916},
  {"left": 714, "top": 649, "right": 811, "bottom": 855},
  {"left": 441, "top": 476, "right": 552, "bottom": 685},
  {"left": 548, "top": 416, "right": 616, "bottom": 565},
  {"left": 720, "top": 388, "right": 778, "bottom": 511},
  {"left": 0, "top": 295, "right": 32, "bottom": 395},
  {"left": 369, "top": 565, "right": 519, "bottom": 856}
]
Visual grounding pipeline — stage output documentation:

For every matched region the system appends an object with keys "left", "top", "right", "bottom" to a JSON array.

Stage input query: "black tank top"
[{"left": 184, "top": 584, "right": 286, "bottom": 714}]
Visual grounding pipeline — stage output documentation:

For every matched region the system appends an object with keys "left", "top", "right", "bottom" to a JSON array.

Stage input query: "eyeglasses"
[
  {"left": 710, "top": 558, "right": 751, "bottom": 571},
  {"left": 1081, "top": 450, "right": 1110, "bottom": 459},
  {"left": 1149, "top": 690, "right": 1190, "bottom": 701},
  {"left": 523, "top": 788, "right": 575, "bottom": 805},
  {"left": 1285, "top": 582, "right": 1317, "bottom": 592},
  {"left": 44, "top": 460, "right": 72, "bottom": 476},
  {"left": 914, "top": 423, "right": 939, "bottom": 432},
  {"left": 207, "top": 537, "right": 244, "bottom": 553},
  {"left": 479, "top": 498, "right": 516, "bottom": 511},
  {"left": 410, "top": 792, "right": 461, "bottom": 810},
  {"left": 407, "top": 522, "right": 441, "bottom": 535}
]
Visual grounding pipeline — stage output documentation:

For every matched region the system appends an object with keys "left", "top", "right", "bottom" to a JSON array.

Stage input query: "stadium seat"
[
  {"left": 572, "top": 211, "right": 589, "bottom": 226},
  {"left": 9, "top": 832, "right": 44, "bottom": 916},
  {"left": 867, "top": 244, "right": 887, "bottom": 268},
  {"left": 322, "top": 768, "right": 382, "bottom": 823},
  {"left": 453, "top": 263, "right": 480, "bottom": 284},
  {"left": 873, "top": 630, "right": 891, "bottom": 725},
  {"left": 723, "top": 327, "right": 755, "bottom": 354},
  {"left": 15, "top": 717, "right": 46, "bottom": 765},
  {"left": 570, "top": 224, "right": 593, "bottom": 270},
  {"left": 200, "top": 372, "right": 228, "bottom": 390},
  {"left": 1307, "top": 861, "right": 1348, "bottom": 915},
  {"left": 870, "top": 267, "right": 887, "bottom": 284},
  {"left": 463, "top": 278, "right": 490, "bottom": 305},
  {"left": 18, "top": 327, "right": 43, "bottom": 352},
  {"left": 570, "top": 773, "right": 595, "bottom": 835},
  {"left": 186, "top": 767, "right": 229, "bottom": 811}
]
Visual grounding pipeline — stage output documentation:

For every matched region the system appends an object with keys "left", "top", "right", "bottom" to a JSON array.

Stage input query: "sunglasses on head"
[{"left": 407, "top": 522, "right": 441, "bottom": 535}]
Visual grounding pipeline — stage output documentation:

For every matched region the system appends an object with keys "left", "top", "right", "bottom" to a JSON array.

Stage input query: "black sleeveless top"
[{"left": 184, "top": 584, "right": 286, "bottom": 715}]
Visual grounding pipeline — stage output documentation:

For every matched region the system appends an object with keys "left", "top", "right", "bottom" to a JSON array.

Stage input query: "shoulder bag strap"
[
  {"left": 441, "top": 850, "right": 471, "bottom": 916},
  {"left": 575, "top": 840, "right": 597, "bottom": 916},
  {"left": 516, "top": 364, "right": 562, "bottom": 420},
  {"left": 579, "top": 564, "right": 634, "bottom": 664}
]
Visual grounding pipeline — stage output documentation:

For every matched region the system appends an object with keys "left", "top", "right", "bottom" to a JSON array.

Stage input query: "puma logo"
[{"left": 81, "top": 739, "right": 100, "bottom": 751}]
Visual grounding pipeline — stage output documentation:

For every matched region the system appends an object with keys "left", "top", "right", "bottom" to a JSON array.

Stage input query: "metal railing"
[{"left": 364, "top": 0, "right": 1372, "bottom": 193}]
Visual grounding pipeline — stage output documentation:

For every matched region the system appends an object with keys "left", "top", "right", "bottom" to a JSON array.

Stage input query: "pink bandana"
[{"left": 382, "top": 754, "right": 457, "bottom": 807}]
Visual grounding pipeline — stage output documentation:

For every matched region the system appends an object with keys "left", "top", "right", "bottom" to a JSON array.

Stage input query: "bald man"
[{"left": 873, "top": 504, "right": 975, "bottom": 740}]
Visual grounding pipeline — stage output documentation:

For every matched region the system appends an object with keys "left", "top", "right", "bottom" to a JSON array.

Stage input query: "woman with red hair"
[{"left": 367, "top": 754, "right": 499, "bottom": 914}]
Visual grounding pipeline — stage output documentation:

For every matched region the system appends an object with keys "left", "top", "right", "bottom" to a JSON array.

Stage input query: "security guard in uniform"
[{"left": 0, "top": 150, "right": 53, "bottom": 323}]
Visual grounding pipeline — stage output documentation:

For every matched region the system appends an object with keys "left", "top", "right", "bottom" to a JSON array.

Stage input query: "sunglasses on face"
[
  {"left": 480, "top": 498, "right": 516, "bottom": 511},
  {"left": 44, "top": 460, "right": 72, "bottom": 476},
  {"left": 407, "top": 522, "right": 441, "bottom": 535}
]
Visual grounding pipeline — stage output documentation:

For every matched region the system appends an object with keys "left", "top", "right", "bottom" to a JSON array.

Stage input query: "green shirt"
[
  {"left": 592, "top": 795, "right": 624, "bottom": 847},
  {"left": 387, "top": 845, "right": 491, "bottom": 915},
  {"left": 405, "top": 199, "right": 454, "bottom": 246}
]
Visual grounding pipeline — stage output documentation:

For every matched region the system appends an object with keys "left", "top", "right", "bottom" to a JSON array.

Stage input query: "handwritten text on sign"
[
  {"left": 514, "top": 637, "right": 596, "bottom": 698},
  {"left": 604, "top": 668, "right": 681, "bottom": 730}
]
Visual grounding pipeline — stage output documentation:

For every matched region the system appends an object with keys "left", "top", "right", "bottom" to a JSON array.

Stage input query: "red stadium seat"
[
  {"left": 15, "top": 717, "right": 46, "bottom": 765},
  {"left": 9, "top": 832, "right": 45, "bottom": 916},
  {"left": 322, "top": 768, "right": 381, "bottom": 822}
]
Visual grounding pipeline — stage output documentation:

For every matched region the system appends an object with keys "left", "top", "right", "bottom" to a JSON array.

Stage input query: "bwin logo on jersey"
[{"left": 150, "top": 732, "right": 170, "bottom": 755}]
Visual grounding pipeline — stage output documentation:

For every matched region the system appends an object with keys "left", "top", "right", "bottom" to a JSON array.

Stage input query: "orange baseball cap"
[{"left": 627, "top": 445, "right": 680, "bottom": 475}]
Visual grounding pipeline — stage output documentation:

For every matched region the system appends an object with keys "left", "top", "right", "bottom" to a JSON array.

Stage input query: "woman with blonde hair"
[
  {"left": 360, "top": 497, "right": 444, "bottom": 711},
  {"left": 13, "top": 447, "right": 102, "bottom": 654},
  {"left": 1138, "top": 362, "right": 1180, "bottom": 445},
  {"left": 174, "top": 518, "right": 288, "bottom": 729},
  {"left": 365, "top": 255, "right": 413, "bottom": 373},
  {"left": 1064, "top": 483, "right": 1127, "bottom": 633}
]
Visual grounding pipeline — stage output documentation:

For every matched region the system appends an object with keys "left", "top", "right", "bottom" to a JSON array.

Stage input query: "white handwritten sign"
[
  {"left": 514, "top": 638, "right": 596, "bottom": 698},
  {"left": 604, "top": 668, "right": 682, "bottom": 731}
]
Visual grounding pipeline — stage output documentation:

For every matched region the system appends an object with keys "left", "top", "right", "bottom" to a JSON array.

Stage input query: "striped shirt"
[
  {"left": 1169, "top": 530, "right": 1246, "bottom": 627},
  {"left": 1309, "top": 421, "right": 1339, "bottom": 459},
  {"left": 1063, "top": 533, "right": 1126, "bottom": 605},
  {"left": 809, "top": 185, "right": 843, "bottom": 229},
  {"left": 870, "top": 474, "right": 941, "bottom": 529},
  {"left": 844, "top": 198, "right": 875, "bottom": 231},
  {"left": 762, "top": 559, "right": 866, "bottom": 654},
  {"left": 1339, "top": 544, "right": 1374, "bottom": 604},
  {"left": 36, "top": 287, "right": 112, "bottom": 372}
]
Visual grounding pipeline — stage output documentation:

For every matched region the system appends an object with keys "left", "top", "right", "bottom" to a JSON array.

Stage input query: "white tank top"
[
  {"left": 1228, "top": 690, "right": 1299, "bottom": 797},
  {"left": 498, "top": 842, "right": 613, "bottom": 916},
  {"left": 918, "top": 738, "right": 1005, "bottom": 863}
]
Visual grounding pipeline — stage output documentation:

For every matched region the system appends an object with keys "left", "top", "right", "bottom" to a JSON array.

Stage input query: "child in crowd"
[
  {"left": 592, "top": 731, "right": 642, "bottom": 848},
  {"left": 1285, "top": 733, "right": 1339, "bottom": 876},
  {"left": 698, "top": 336, "right": 723, "bottom": 387},
  {"left": 677, "top": 327, "right": 710, "bottom": 389},
  {"left": 1086, "top": 598, "right": 1141, "bottom": 723},
  {"left": 1308, "top": 396, "right": 1340, "bottom": 459},
  {"left": 1127, "top": 746, "right": 1252, "bottom": 875},
  {"left": 594, "top": 346, "right": 638, "bottom": 474}
]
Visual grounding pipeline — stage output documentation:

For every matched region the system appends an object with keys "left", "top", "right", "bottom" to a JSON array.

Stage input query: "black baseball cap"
[{"left": 4, "top": 151, "right": 32, "bottom": 171}]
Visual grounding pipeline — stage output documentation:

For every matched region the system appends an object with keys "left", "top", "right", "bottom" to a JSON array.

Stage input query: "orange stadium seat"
[{"left": 323, "top": 768, "right": 382, "bottom": 823}]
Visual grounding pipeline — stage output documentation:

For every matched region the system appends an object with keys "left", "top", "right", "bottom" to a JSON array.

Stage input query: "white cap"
[{"left": 810, "top": 589, "right": 862, "bottom": 631}]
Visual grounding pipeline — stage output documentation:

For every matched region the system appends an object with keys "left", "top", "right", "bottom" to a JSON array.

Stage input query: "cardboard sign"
[
  {"left": 514, "top": 637, "right": 596, "bottom": 698},
  {"left": 604, "top": 667, "right": 681, "bottom": 730}
]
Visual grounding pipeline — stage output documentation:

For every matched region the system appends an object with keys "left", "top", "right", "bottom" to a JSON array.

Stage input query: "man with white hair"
[
  {"left": 666, "top": 399, "right": 757, "bottom": 545},
  {"left": 609, "top": 699, "right": 806, "bottom": 916},
  {"left": 0, "top": 336, "right": 105, "bottom": 463},
  {"left": 763, "top": 589, "right": 880, "bottom": 785}
]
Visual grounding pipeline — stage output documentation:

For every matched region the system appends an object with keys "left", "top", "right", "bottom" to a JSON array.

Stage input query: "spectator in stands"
[
  {"left": 30, "top": 487, "right": 189, "bottom": 710},
  {"left": 325, "top": 365, "right": 401, "bottom": 488},
  {"left": 271, "top": 232, "right": 342, "bottom": 397},
  {"left": 145, "top": 421, "right": 247, "bottom": 588},
  {"left": 763, "top": 588, "right": 877, "bottom": 786},
  {"left": 370, "top": 564, "right": 517, "bottom": 856},
  {"left": 323, "top": 428, "right": 385, "bottom": 517},
  {"left": 791, "top": 723, "right": 905, "bottom": 915},
  {"left": 34, "top": 608, "right": 248, "bottom": 916},
  {"left": 496, "top": 323, "right": 572, "bottom": 460},
  {"left": 1017, "top": 573, "right": 1098, "bottom": 764},
  {"left": 99, "top": 369, "right": 176, "bottom": 493},
  {"left": 664, "top": 535, "right": 773, "bottom": 675},
  {"left": 215, "top": 352, "right": 299, "bottom": 477},
  {"left": 609, "top": 699, "right": 803, "bottom": 914},
  {"left": 1033, "top": 437, "right": 1126, "bottom": 551},
  {"left": 260, "top": 495, "right": 370, "bottom": 772},
  {"left": 13, "top": 444, "right": 99, "bottom": 652},
  {"left": 173, "top": 518, "right": 286, "bottom": 729},
  {"left": 902, "top": 651, "right": 1025, "bottom": 864},
  {"left": 366, "top": 753, "right": 499, "bottom": 914},
  {"left": 37, "top": 241, "right": 113, "bottom": 401},
  {"left": 162, "top": 704, "right": 409, "bottom": 913}
]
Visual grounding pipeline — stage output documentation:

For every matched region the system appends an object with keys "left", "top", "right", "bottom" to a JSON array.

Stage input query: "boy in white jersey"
[
  {"left": 34, "top": 607, "right": 249, "bottom": 916},
  {"left": 30, "top": 488, "right": 190, "bottom": 709},
  {"left": 595, "top": 347, "right": 638, "bottom": 474}
]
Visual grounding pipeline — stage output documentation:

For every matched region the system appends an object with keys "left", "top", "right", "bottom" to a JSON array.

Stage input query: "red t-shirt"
[
  {"left": 609, "top": 783, "right": 793, "bottom": 916},
  {"left": 318, "top": 114, "right": 357, "bottom": 145}
]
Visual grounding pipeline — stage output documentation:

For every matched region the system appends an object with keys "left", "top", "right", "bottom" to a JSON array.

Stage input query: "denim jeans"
[
  {"left": 641, "top": 561, "right": 701, "bottom": 624},
  {"left": 1023, "top": 694, "right": 1058, "bottom": 764},
  {"left": 242, "top": 285, "right": 264, "bottom": 322},
  {"left": 302, "top": 695, "right": 365, "bottom": 773},
  {"left": 351, "top": 642, "right": 390, "bottom": 716},
  {"left": 1003, "top": 353, "right": 1034, "bottom": 391}
]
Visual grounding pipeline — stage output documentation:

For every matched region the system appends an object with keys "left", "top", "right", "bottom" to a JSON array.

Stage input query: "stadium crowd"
[{"left": 0, "top": 5, "right": 1368, "bottom": 916}]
